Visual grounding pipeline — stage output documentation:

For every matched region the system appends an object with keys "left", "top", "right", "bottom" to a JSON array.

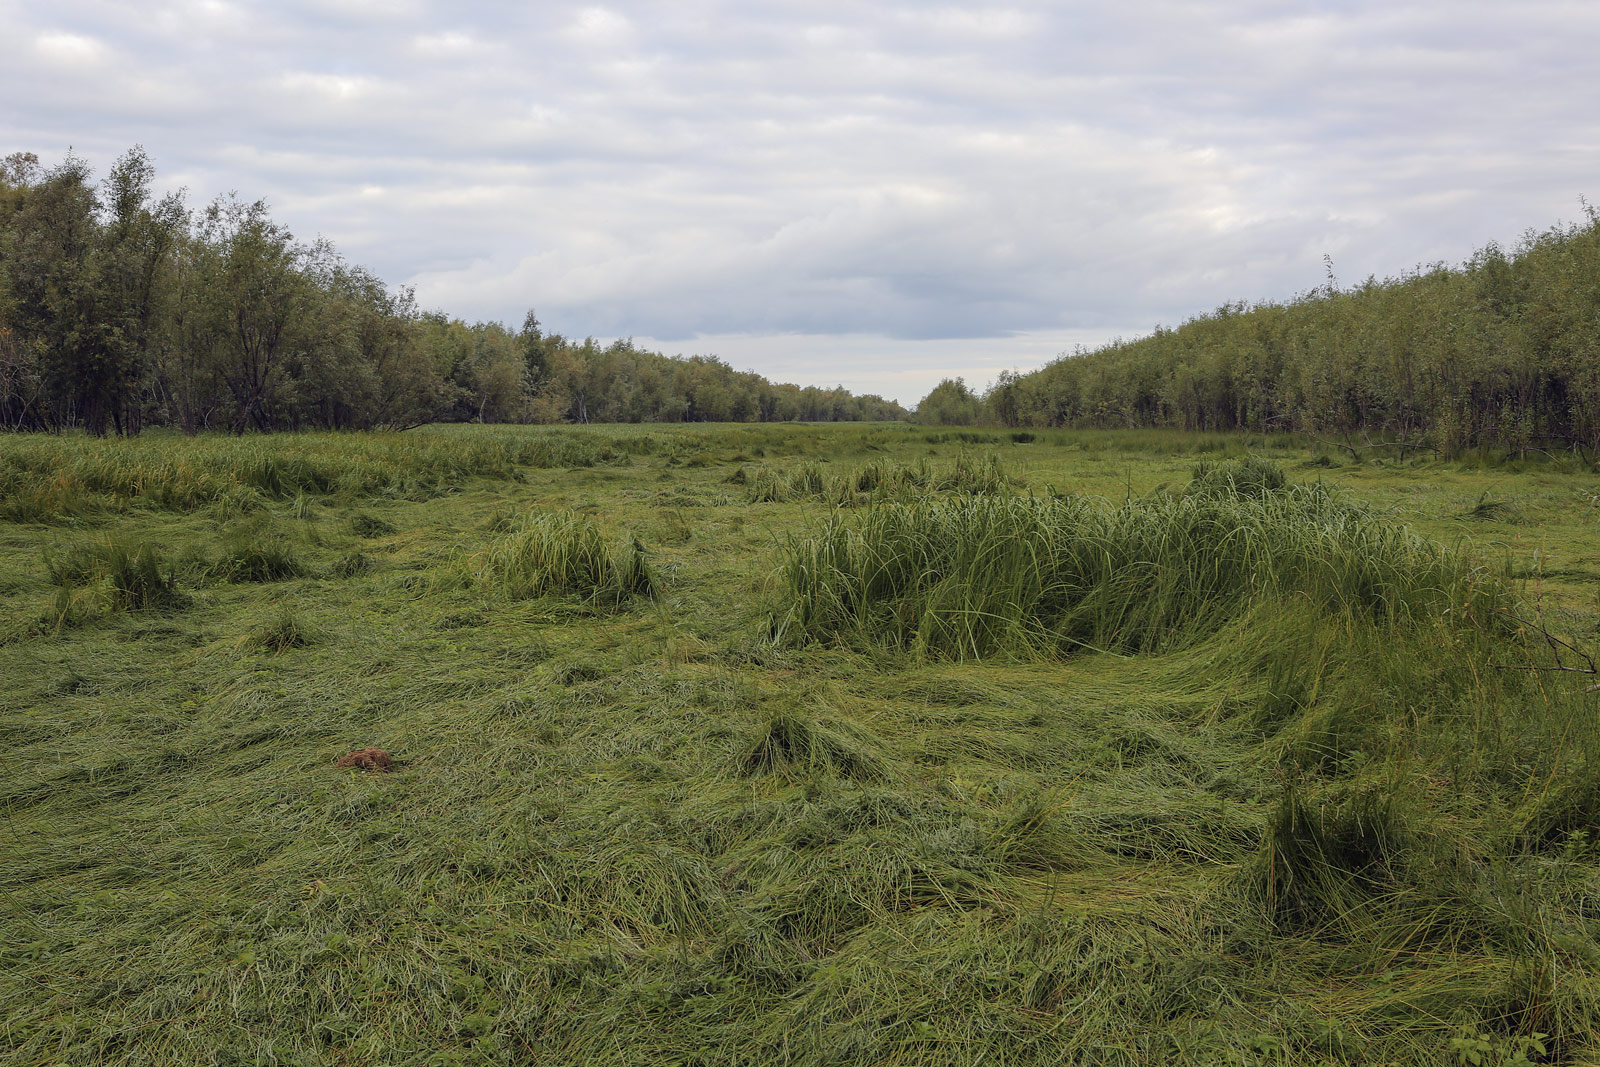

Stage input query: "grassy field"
[{"left": 2, "top": 423, "right": 1599, "bottom": 1066}]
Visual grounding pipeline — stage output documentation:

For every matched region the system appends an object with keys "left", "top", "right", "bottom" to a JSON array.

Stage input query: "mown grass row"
[{"left": 0, "top": 422, "right": 971, "bottom": 523}]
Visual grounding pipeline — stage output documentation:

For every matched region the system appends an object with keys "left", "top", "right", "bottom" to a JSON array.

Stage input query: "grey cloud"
[{"left": 3, "top": 0, "right": 1597, "bottom": 402}]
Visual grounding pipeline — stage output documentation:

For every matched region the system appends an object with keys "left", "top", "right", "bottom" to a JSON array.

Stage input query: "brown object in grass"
[{"left": 336, "top": 747, "right": 393, "bottom": 772}]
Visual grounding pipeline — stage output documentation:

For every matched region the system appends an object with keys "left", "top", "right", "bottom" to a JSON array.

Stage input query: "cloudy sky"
[{"left": 6, "top": 1, "right": 1597, "bottom": 404}]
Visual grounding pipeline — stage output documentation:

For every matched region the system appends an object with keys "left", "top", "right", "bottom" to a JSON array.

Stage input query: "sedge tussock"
[
  {"left": 768, "top": 470, "right": 1510, "bottom": 660},
  {"left": 477, "top": 510, "right": 659, "bottom": 602}
]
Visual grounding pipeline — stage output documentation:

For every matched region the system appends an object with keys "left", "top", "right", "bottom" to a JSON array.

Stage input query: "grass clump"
[
  {"left": 44, "top": 541, "right": 111, "bottom": 587},
  {"left": 739, "top": 710, "right": 888, "bottom": 781},
  {"left": 246, "top": 610, "right": 317, "bottom": 653},
  {"left": 331, "top": 551, "right": 375, "bottom": 578},
  {"left": 1247, "top": 778, "right": 1418, "bottom": 931},
  {"left": 769, "top": 482, "right": 1509, "bottom": 660},
  {"left": 1188, "top": 455, "right": 1288, "bottom": 497},
  {"left": 104, "top": 541, "right": 188, "bottom": 611},
  {"left": 44, "top": 538, "right": 187, "bottom": 611},
  {"left": 478, "top": 510, "right": 659, "bottom": 602},
  {"left": 1457, "top": 491, "right": 1524, "bottom": 522},
  {"left": 206, "top": 524, "right": 308, "bottom": 583},
  {"left": 933, "top": 451, "right": 1019, "bottom": 494},
  {"left": 745, "top": 455, "right": 1013, "bottom": 506}
]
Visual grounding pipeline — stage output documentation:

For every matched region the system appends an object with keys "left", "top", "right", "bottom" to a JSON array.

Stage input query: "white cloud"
[
  {"left": 411, "top": 30, "right": 477, "bottom": 55},
  {"left": 279, "top": 71, "right": 380, "bottom": 101},
  {"left": 34, "top": 31, "right": 105, "bottom": 63}
]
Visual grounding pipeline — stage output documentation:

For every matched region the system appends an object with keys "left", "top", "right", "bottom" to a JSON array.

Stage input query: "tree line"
[
  {"left": 0, "top": 149, "right": 905, "bottom": 434},
  {"left": 920, "top": 209, "right": 1600, "bottom": 457}
]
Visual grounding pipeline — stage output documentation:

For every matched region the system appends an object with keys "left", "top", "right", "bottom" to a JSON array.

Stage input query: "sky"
[{"left": 5, "top": 1, "right": 1597, "bottom": 406}]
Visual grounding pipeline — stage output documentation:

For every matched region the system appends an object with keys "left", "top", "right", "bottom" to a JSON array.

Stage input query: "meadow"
[{"left": 2, "top": 423, "right": 1598, "bottom": 1066}]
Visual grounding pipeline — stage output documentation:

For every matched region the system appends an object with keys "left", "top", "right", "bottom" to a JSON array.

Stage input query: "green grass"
[
  {"left": 2, "top": 424, "right": 1598, "bottom": 1065},
  {"left": 476, "top": 510, "right": 660, "bottom": 603},
  {"left": 769, "top": 462, "right": 1511, "bottom": 660}
]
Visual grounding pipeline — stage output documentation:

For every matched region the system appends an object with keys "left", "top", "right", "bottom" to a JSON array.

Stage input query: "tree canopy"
[
  {"left": 928, "top": 211, "right": 1600, "bottom": 458},
  {"left": 0, "top": 149, "right": 905, "bottom": 433}
]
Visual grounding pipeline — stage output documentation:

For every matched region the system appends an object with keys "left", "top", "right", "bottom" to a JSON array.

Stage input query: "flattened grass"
[{"left": 3, "top": 429, "right": 1600, "bottom": 1066}]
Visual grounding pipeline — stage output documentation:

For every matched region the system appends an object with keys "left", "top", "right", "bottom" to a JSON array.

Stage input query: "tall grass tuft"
[
  {"left": 933, "top": 451, "right": 1019, "bottom": 494},
  {"left": 768, "top": 481, "right": 1510, "bottom": 660},
  {"left": 44, "top": 538, "right": 187, "bottom": 611},
  {"left": 246, "top": 610, "right": 317, "bottom": 653},
  {"left": 478, "top": 511, "right": 659, "bottom": 602},
  {"left": 105, "top": 541, "right": 188, "bottom": 611},
  {"left": 1189, "top": 455, "right": 1288, "bottom": 497},
  {"left": 744, "top": 455, "right": 1012, "bottom": 506},
  {"left": 1247, "top": 778, "right": 1418, "bottom": 931},
  {"left": 206, "top": 523, "right": 308, "bottom": 584}
]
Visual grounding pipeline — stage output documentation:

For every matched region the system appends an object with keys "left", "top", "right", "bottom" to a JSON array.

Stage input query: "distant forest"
[
  {"left": 0, "top": 148, "right": 906, "bottom": 434},
  {"left": 919, "top": 210, "right": 1600, "bottom": 458}
]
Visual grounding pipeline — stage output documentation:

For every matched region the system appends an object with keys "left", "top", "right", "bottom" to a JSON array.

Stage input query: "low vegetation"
[{"left": 2, "top": 423, "right": 1597, "bottom": 1065}]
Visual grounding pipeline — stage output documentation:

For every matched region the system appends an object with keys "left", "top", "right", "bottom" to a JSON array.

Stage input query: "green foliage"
[
  {"left": 977, "top": 212, "right": 1600, "bottom": 458},
  {"left": 914, "top": 377, "right": 985, "bottom": 426},
  {"left": 477, "top": 510, "right": 659, "bottom": 602},
  {"left": 1450, "top": 1030, "right": 1549, "bottom": 1066},
  {"left": 0, "top": 152, "right": 905, "bottom": 435}
]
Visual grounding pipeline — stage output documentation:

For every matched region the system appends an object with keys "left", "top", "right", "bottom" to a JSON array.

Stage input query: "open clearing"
[{"left": 3, "top": 424, "right": 1599, "bottom": 1065}]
